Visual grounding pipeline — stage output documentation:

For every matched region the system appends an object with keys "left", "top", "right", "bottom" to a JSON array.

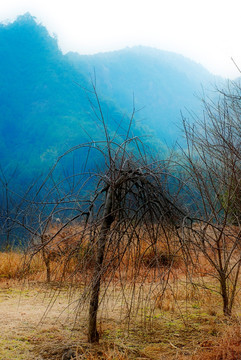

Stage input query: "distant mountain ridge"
[
  {"left": 0, "top": 13, "right": 219, "bottom": 186},
  {"left": 67, "top": 46, "right": 217, "bottom": 139}
]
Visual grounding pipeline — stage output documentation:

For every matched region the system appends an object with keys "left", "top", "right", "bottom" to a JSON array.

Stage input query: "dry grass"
[
  {"left": 0, "top": 275, "right": 240, "bottom": 360},
  {"left": 0, "top": 224, "right": 182, "bottom": 284},
  {"left": 0, "top": 223, "right": 240, "bottom": 359},
  {"left": 178, "top": 323, "right": 241, "bottom": 360},
  {"left": 0, "top": 251, "right": 45, "bottom": 280},
  {"left": 0, "top": 251, "right": 24, "bottom": 279},
  {"left": 35, "top": 341, "right": 131, "bottom": 360}
]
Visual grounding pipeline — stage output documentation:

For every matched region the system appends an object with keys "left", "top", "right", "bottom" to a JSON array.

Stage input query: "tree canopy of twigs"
[
  {"left": 179, "top": 80, "right": 241, "bottom": 316},
  {"left": 2, "top": 77, "right": 240, "bottom": 343},
  {"left": 15, "top": 82, "right": 185, "bottom": 343}
]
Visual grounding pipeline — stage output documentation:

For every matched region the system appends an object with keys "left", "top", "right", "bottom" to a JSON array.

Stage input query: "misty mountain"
[
  {"left": 0, "top": 13, "right": 105, "bottom": 182},
  {"left": 67, "top": 46, "right": 216, "bottom": 141},
  {"left": 0, "top": 13, "right": 218, "bottom": 186}
]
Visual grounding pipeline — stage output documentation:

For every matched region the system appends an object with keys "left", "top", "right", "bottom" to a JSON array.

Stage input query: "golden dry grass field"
[{"left": 0, "top": 250, "right": 240, "bottom": 360}]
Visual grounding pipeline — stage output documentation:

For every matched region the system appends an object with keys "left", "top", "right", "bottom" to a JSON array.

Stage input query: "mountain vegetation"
[
  {"left": 67, "top": 46, "right": 215, "bottom": 139},
  {"left": 0, "top": 13, "right": 218, "bottom": 188}
]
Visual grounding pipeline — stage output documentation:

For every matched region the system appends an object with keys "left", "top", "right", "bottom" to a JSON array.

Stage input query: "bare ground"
[
  {"left": 0, "top": 281, "right": 88, "bottom": 359},
  {"left": 0, "top": 280, "right": 240, "bottom": 360}
]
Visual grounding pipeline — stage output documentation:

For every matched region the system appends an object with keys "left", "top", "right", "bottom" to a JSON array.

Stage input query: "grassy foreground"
[{"left": 0, "top": 251, "right": 240, "bottom": 360}]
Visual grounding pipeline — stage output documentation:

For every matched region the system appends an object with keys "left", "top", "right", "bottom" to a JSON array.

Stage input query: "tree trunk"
[
  {"left": 220, "top": 275, "right": 231, "bottom": 316},
  {"left": 42, "top": 249, "right": 51, "bottom": 283},
  {"left": 46, "top": 258, "right": 51, "bottom": 283},
  {"left": 88, "top": 188, "right": 114, "bottom": 343}
]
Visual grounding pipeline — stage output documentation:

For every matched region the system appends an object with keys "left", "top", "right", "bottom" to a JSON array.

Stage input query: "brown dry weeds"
[{"left": 0, "top": 248, "right": 240, "bottom": 360}]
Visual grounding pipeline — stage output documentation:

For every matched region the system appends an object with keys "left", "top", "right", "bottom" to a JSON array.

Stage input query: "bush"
[{"left": 141, "top": 248, "right": 179, "bottom": 268}]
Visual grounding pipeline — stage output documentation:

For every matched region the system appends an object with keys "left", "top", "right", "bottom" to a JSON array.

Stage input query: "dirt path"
[
  {"left": 0, "top": 281, "right": 87, "bottom": 359},
  {"left": 0, "top": 281, "right": 137, "bottom": 360},
  {"left": 0, "top": 280, "right": 234, "bottom": 360}
]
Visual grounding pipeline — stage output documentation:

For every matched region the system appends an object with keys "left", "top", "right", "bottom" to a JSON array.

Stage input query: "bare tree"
[
  {"left": 179, "top": 80, "right": 241, "bottom": 316},
  {"left": 0, "top": 169, "right": 14, "bottom": 250},
  {"left": 85, "top": 142, "right": 183, "bottom": 342},
  {"left": 19, "top": 83, "right": 185, "bottom": 343},
  {"left": 0, "top": 167, "right": 33, "bottom": 251}
]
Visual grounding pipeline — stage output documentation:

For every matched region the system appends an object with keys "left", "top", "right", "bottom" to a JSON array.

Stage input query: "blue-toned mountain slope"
[{"left": 0, "top": 13, "right": 219, "bottom": 186}]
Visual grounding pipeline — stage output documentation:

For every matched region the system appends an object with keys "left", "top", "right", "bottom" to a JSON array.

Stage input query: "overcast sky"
[{"left": 1, "top": 0, "right": 240, "bottom": 78}]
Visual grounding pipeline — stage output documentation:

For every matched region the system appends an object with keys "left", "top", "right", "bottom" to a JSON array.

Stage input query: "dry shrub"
[
  {"left": 0, "top": 251, "right": 46, "bottom": 280},
  {"left": 25, "top": 253, "right": 46, "bottom": 276},
  {"left": 140, "top": 247, "right": 179, "bottom": 268},
  {"left": 30, "top": 223, "right": 96, "bottom": 282},
  {"left": 37, "top": 340, "right": 130, "bottom": 360},
  {"left": 155, "top": 288, "right": 176, "bottom": 312},
  {"left": 191, "top": 251, "right": 216, "bottom": 278},
  {"left": 175, "top": 284, "right": 218, "bottom": 304},
  {"left": 192, "top": 324, "right": 241, "bottom": 360},
  {"left": 29, "top": 222, "right": 183, "bottom": 284},
  {"left": 74, "top": 224, "right": 184, "bottom": 284},
  {"left": 41, "top": 223, "right": 83, "bottom": 258},
  {"left": 154, "top": 280, "right": 221, "bottom": 316},
  {"left": 0, "top": 223, "right": 94, "bottom": 283},
  {"left": 129, "top": 226, "right": 182, "bottom": 271},
  {"left": 77, "top": 346, "right": 130, "bottom": 360},
  {"left": 0, "top": 251, "right": 25, "bottom": 279},
  {"left": 0, "top": 223, "right": 180, "bottom": 283}
]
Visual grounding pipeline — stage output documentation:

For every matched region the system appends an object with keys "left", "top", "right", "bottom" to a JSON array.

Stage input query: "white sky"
[{"left": 1, "top": 0, "right": 241, "bottom": 78}]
